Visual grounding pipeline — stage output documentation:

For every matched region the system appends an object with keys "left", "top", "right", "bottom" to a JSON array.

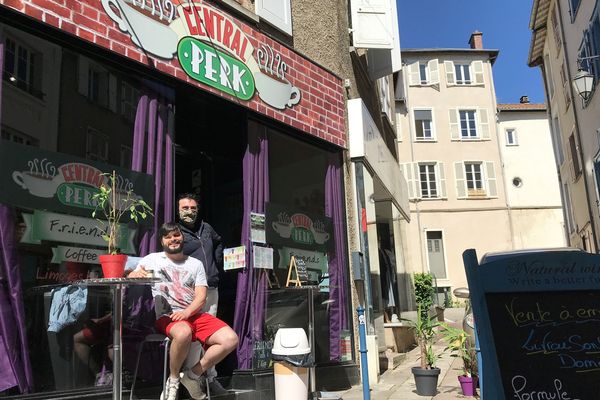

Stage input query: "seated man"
[{"left": 128, "top": 222, "right": 238, "bottom": 400}]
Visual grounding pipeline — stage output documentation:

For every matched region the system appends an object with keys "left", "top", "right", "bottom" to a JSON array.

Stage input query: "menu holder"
[
  {"left": 285, "top": 256, "right": 308, "bottom": 287},
  {"left": 463, "top": 248, "right": 600, "bottom": 399}
]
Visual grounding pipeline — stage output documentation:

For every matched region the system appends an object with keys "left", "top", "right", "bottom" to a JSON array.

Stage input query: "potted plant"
[
  {"left": 409, "top": 305, "right": 442, "bottom": 396},
  {"left": 92, "top": 170, "right": 152, "bottom": 278},
  {"left": 442, "top": 325, "right": 478, "bottom": 396},
  {"left": 409, "top": 272, "right": 442, "bottom": 396}
]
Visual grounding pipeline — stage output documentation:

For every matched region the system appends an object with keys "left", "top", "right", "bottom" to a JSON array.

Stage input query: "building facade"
[
  {"left": 497, "top": 101, "right": 566, "bottom": 249},
  {"left": 528, "top": 0, "right": 599, "bottom": 251},
  {"left": 0, "top": 0, "right": 408, "bottom": 397},
  {"left": 397, "top": 33, "right": 565, "bottom": 299}
]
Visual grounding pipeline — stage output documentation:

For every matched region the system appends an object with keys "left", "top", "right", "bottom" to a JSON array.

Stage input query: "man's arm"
[{"left": 170, "top": 285, "right": 207, "bottom": 321}]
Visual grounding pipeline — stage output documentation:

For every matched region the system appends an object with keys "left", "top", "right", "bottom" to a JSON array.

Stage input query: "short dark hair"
[
  {"left": 177, "top": 193, "right": 200, "bottom": 204},
  {"left": 159, "top": 222, "right": 181, "bottom": 238}
]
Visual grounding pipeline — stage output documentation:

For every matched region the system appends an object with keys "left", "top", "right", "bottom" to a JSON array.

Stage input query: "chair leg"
[
  {"left": 130, "top": 341, "right": 146, "bottom": 400},
  {"left": 205, "top": 374, "right": 211, "bottom": 400},
  {"left": 163, "top": 338, "right": 171, "bottom": 399}
]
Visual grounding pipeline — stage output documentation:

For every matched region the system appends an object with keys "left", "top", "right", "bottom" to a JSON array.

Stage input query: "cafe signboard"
[
  {"left": 0, "top": 140, "right": 154, "bottom": 220},
  {"left": 100, "top": 0, "right": 301, "bottom": 110},
  {"left": 265, "top": 202, "right": 333, "bottom": 252}
]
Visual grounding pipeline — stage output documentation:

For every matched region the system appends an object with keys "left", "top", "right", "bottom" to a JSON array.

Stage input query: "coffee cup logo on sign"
[
  {"left": 254, "top": 45, "right": 301, "bottom": 109},
  {"left": 12, "top": 158, "right": 64, "bottom": 198},
  {"left": 101, "top": 0, "right": 178, "bottom": 59}
]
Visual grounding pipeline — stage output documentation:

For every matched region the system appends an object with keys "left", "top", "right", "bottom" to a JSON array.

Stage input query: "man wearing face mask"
[{"left": 176, "top": 193, "right": 226, "bottom": 394}]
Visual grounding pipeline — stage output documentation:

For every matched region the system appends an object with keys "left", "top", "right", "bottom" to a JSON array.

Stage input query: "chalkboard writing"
[
  {"left": 486, "top": 290, "right": 600, "bottom": 399},
  {"left": 295, "top": 258, "right": 308, "bottom": 283},
  {"left": 463, "top": 248, "right": 600, "bottom": 399}
]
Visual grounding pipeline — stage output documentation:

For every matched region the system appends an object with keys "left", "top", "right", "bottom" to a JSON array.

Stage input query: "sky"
[{"left": 398, "top": 0, "right": 545, "bottom": 104}]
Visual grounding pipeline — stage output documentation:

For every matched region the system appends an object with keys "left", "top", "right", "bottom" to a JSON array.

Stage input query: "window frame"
[
  {"left": 419, "top": 162, "right": 438, "bottom": 199},
  {"left": 3, "top": 36, "right": 44, "bottom": 99},
  {"left": 459, "top": 109, "right": 478, "bottom": 139},
  {"left": 413, "top": 107, "right": 435, "bottom": 141},
  {"left": 454, "top": 63, "right": 472, "bottom": 85},
  {"left": 505, "top": 128, "right": 518, "bottom": 146},
  {"left": 85, "top": 127, "right": 109, "bottom": 162},
  {"left": 455, "top": 160, "right": 497, "bottom": 199},
  {"left": 569, "top": 0, "right": 581, "bottom": 22}
]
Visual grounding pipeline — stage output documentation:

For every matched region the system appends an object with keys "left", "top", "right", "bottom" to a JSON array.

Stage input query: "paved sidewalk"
[{"left": 335, "top": 342, "right": 478, "bottom": 400}]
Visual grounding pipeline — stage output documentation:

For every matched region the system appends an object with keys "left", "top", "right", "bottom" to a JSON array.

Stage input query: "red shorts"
[{"left": 155, "top": 313, "right": 228, "bottom": 345}]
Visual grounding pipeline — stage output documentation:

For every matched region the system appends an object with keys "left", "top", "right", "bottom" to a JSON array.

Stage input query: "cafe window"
[{"left": 265, "top": 127, "right": 350, "bottom": 365}]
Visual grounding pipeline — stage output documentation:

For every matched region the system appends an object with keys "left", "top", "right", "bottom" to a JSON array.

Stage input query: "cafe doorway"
[{"left": 174, "top": 87, "right": 246, "bottom": 375}]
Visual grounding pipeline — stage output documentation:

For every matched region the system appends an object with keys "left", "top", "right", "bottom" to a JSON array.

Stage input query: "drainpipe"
[{"left": 557, "top": 2, "right": 599, "bottom": 251}]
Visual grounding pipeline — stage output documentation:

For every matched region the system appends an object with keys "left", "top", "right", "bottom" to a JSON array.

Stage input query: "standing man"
[
  {"left": 176, "top": 193, "right": 227, "bottom": 394},
  {"left": 128, "top": 223, "right": 238, "bottom": 400}
]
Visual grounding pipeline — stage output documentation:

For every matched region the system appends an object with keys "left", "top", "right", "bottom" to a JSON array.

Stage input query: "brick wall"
[{"left": 1, "top": 0, "right": 347, "bottom": 147}]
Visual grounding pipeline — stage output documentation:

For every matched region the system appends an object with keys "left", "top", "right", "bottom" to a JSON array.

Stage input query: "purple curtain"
[
  {"left": 233, "top": 122, "right": 269, "bottom": 369},
  {"left": 325, "top": 153, "right": 348, "bottom": 361},
  {"left": 131, "top": 88, "right": 175, "bottom": 254},
  {"left": 0, "top": 205, "right": 34, "bottom": 392},
  {"left": 0, "top": 40, "right": 34, "bottom": 393}
]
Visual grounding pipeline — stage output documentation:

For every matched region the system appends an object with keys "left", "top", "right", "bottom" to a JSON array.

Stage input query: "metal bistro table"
[{"left": 75, "top": 277, "right": 159, "bottom": 400}]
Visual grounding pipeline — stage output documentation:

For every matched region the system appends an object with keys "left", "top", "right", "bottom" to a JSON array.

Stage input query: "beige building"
[
  {"left": 397, "top": 33, "right": 565, "bottom": 297},
  {"left": 528, "top": 0, "right": 599, "bottom": 251},
  {"left": 497, "top": 101, "right": 566, "bottom": 248}
]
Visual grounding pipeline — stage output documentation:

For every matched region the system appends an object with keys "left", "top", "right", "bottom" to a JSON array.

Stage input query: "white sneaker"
[
  {"left": 180, "top": 371, "right": 207, "bottom": 400},
  {"left": 160, "top": 377, "right": 180, "bottom": 400}
]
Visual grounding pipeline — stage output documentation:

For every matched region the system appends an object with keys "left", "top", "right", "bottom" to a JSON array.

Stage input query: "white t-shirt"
[{"left": 136, "top": 252, "right": 207, "bottom": 318}]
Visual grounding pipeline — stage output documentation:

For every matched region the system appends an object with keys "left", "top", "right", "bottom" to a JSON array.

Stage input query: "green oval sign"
[
  {"left": 57, "top": 183, "right": 100, "bottom": 209},
  {"left": 178, "top": 37, "right": 255, "bottom": 101}
]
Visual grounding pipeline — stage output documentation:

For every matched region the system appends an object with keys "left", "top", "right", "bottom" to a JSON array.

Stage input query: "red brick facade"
[{"left": 1, "top": 0, "right": 347, "bottom": 147}]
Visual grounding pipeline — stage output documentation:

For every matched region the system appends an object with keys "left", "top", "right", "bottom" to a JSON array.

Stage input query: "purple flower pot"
[{"left": 458, "top": 375, "right": 477, "bottom": 396}]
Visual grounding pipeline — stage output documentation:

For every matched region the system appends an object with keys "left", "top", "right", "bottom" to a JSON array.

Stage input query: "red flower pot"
[{"left": 99, "top": 254, "right": 127, "bottom": 278}]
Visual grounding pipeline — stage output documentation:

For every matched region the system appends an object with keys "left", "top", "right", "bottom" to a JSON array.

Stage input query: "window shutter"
[
  {"left": 413, "top": 163, "right": 421, "bottom": 199},
  {"left": 454, "top": 162, "right": 466, "bottom": 198},
  {"left": 478, "top": 108, "right": 490, "bottom": 140},
  {"left": 437, "top": 162, "right": 446, "bottom": 198},
  {"left": 108, "top": 74, "right": 118, "bottom": 113},
  {"left": 485, "top": 161, "right": 498, "bottom": 197},
  {"left": 256, "top": 0, "right": 292, "bottom": 35},
  {"left": 350, "top": 0, "right": 393, "bottom": 49},
  {"left": 473, "top": 60, "right": 484, "bottom": 85},
  {"left": 428, "top": 59, "right": 439, "bottom": 84},
  {"left": 403, "top": 163, "right": 417, "bottom": 199},
  {"left": 408, "top": 62, "right": 420, "bottom": 86},
  {"left": 449, "top": 109, "right": 460, "bottom": 140},
  {"left": 78, "top": 56, "right": 89, "bottom": 97},
  {"left": 444, "top": 61, "right": 455, "bottom": 85}
]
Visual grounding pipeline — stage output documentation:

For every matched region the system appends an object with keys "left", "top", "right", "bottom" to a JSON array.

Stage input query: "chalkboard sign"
[
  {"left": 295, "top": 258, "right": 308, "bottom": 283},
  {"left": 464, "top": 248, "right": 600, "bottom": 400},
  {"left": 285, "top": 256, "right": 308, "bottom": 287}
]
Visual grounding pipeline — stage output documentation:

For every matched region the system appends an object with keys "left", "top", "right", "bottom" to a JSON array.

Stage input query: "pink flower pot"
[{"left": 458, "top": 375, "right": 477, "bottom": 396}]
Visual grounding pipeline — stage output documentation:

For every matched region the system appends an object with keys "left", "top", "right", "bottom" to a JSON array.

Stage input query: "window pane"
[{"left": 419, "top": 63, "right": 427, "bottom": 83}]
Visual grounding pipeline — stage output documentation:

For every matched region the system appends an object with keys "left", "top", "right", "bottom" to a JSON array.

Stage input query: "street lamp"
[{"left": 572, "top": 55, "right": 600, "bottom": 102}]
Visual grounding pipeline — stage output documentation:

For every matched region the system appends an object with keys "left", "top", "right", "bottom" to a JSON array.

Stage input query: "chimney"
[
  {"left": 520, "top": 95, "right": 530, "bottom": 104},
  {"left": 469, "top": 31, "right": 483, "bottom": 49}
]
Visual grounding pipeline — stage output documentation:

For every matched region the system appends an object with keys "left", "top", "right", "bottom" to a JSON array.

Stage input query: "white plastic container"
[{"left": 271, "top": 328, "right": 310, "bottom": 400}]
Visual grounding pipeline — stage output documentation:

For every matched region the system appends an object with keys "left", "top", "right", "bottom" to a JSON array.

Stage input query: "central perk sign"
[{"left": 100, "top": 0, "right": 301, "bottom": 110}]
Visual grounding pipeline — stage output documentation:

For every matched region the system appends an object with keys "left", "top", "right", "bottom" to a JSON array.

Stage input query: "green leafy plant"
[
  {"left": 406, "top": 305, "right": 441, "bottom": 369},
  {"left": 414, "top": 272, "right": 435, "bottom": 320},
  {"left": 442, "top": 325, "right": 477, "bottom": 377},
  {"left": 92, "top": 170, "right": 153, "bottom": 255}
]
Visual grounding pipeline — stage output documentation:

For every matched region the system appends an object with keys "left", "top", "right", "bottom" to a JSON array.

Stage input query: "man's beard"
[{"left": 163, "top": 241, "right": 183, "bottom": 254}]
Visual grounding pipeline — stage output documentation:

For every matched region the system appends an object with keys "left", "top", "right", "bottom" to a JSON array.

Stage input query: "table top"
[{"left": 74, "top": 277, "right": 161, "bottom": 286}]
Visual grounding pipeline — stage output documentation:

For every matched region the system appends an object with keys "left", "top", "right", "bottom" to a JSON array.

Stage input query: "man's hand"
[
  {"left": 128, "top": 265, "right": 149, "bottom": 278},
  {"left": 170, "top": 309, "right": 192, "bottom": 321}
]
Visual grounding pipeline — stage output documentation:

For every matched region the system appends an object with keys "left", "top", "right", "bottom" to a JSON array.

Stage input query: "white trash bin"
[{"left": 271, "top": 328, "right": 311, "bottom": 400}]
